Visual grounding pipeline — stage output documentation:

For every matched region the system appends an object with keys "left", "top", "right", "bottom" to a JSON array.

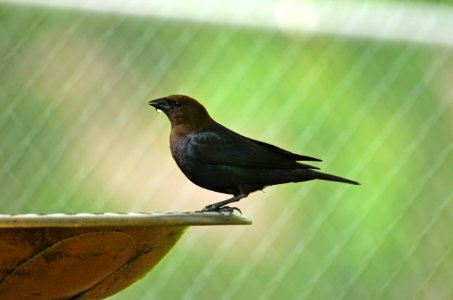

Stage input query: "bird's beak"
[{"left": 148, "top": 98, "right": 171, "bottom": 112}]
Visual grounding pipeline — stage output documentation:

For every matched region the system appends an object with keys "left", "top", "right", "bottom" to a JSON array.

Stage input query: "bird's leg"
[{"left": 201, "top": 193, "right": 249, "bottom": 213}]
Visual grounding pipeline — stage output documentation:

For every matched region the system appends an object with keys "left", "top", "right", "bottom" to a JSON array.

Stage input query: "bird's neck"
[{"left": 170, "top": 117, "right": 213, "bottom": 143}]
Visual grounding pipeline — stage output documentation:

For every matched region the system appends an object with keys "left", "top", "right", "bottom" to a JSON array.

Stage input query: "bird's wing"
[
  {"left": 187, "top": 123, "right": 320, "bottom": 170},
  {"left": 244, "top": 137, "right": 321, "bottom": 162}
]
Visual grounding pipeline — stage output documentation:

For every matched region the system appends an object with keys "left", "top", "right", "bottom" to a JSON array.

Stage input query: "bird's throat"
[{"left": 170, "top": 118, "right": 213, "bottom": 146}]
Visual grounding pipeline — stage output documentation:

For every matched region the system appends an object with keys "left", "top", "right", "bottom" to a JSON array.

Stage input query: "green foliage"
[{"left": 0, "top": 3, "right": 451, "bottom": 299}]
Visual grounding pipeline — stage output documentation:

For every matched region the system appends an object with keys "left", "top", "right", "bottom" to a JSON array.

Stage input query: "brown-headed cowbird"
[{"left": 149, "top": 95, "right": 359, "bottom": 212}]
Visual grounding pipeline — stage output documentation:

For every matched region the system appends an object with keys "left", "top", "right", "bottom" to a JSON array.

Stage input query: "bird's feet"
[
  {"left": 219, "top": 206, "right": 242, "bottom": 214},
  {"left": 201, "top": 205, "right": 242, "bottom": 214}
]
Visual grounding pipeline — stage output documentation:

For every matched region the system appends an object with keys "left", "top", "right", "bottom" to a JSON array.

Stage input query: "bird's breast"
[
  {"left": 170, "top": 136, "right": 190, "bottom": 167},
  {"left": 169, "top": 135, "right": 237, "bottom": 194}
]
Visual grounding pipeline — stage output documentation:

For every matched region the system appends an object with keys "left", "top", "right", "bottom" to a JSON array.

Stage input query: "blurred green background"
[{"left": 0, "top": 1, "right": 451, "bottom": 299}]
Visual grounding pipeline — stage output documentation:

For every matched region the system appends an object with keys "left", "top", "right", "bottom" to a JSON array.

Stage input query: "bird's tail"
[{"left": 311, "top": 170, "right": 360, "bottom": 185}]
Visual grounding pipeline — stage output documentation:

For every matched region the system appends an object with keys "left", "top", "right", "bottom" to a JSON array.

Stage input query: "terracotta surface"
[{"left": 0, "top": 213, "right": 251, "bottom": 299}]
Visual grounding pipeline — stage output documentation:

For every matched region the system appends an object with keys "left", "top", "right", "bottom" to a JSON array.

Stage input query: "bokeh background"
[{"left": 1, "top": 0, "right": 452, "bottom": 299}]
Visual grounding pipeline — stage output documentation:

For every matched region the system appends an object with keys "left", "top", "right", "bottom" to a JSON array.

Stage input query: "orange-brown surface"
[{"left": 0, "top": 226, "right": 185, "bottom": 299}]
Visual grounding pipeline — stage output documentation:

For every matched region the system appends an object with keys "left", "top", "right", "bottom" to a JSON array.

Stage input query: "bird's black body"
[
  {"left": 149, "top": 95, "right": 359, "bottom": 212},
  {"left": 171, "top": 122, "right": 356, "bottom": 196}
]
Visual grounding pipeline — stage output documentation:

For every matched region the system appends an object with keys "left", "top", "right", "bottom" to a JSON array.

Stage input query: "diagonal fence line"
[
  {"left": 1, "top": 12, "right": 95, "bottom": 211},
  {"left": 335, "top": 105, "right": 453, "bottom": 300},
  {"left": 0, "top": 7, "right": 50, "bottom": 70},
  {"left": 375, "top": 190, "right": 453, "bottom": 300},
  {"left": 297, "top": 59, "right": 450, "bottom": 300},
  {"left": 11, "top": 13, "right": 134, "bottom": 211},
  {"left": 256, "top": 43, "right": 380, "bottom": 300},
  {"left": 260, "top": 45, "right": 417, "bottom": 300},
  {"left": 413, "top": 239, "right": 453, "bottom": 300},
  {"left": 220, "top": 161, "right": 326, "bottom": 299}
]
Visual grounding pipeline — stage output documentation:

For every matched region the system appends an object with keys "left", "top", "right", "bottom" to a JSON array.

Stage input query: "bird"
[{"left": 148, "top": 95, "right": 359, "bottom": 213}]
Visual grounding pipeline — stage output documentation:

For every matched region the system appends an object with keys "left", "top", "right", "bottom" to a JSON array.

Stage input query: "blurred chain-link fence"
[{"left": 0, "top": 0, "right": 452, "bottom": 299}]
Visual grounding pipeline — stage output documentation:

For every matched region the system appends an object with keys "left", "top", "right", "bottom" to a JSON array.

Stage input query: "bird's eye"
[{"left": 174, "top": 101, "right": 182, "bottom": 107}]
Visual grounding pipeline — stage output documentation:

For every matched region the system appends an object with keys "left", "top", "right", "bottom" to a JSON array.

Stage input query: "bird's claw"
[
  {"left": 200, "top": 205, "right": 242, "bottom": 215},
  {"left": 219, "top": 206, "right": 242, "bottom": 214}
]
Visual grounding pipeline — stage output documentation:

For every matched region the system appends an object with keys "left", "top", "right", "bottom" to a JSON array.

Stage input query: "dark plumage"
[{"left": 148, "top": 95, "right": 359, "bottom": 212}]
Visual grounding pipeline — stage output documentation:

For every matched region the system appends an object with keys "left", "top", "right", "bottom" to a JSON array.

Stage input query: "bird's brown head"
[{"left": 148, "top": 95, "right": 214, "bottom": 133}]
